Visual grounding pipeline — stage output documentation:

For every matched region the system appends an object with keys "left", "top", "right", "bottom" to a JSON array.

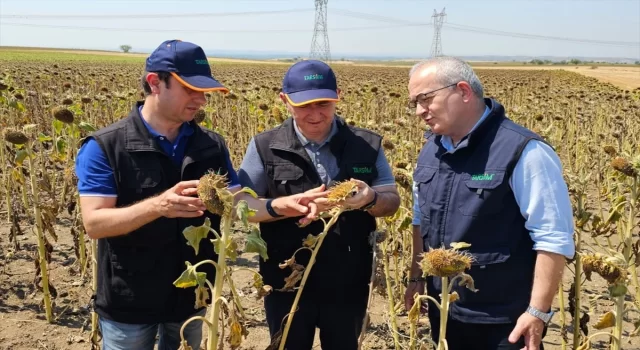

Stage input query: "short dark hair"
[{"left": 141, "top": 71, "right": 171, "bottom": 96}]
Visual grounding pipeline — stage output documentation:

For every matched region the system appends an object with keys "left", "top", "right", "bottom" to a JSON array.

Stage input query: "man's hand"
[
  {"left": 508, "top": 312, "right": 545, "bottom": 350},
  {"left": 404, "top": 281, "right": 427, "bottom": 313},
  {"left": 271, "top": 185, "right": 329, "bottom": 220},
  {"left": 342, "top": 179, "right": 375, "bottom": 209},
  {"left": 153, "top": 180, "right": 207, "bottom": 218}
]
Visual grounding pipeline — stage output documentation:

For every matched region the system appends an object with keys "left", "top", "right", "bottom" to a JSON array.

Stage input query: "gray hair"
[{"left": 409, "top": 56, "right": 484, "bottom": 98}]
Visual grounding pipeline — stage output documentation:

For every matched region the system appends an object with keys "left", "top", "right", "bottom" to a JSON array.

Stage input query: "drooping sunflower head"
[
  {"left": 53, "top": 107, "right": 75, "bottom": 124},
  {"left": 4, "top": 129, "right": 29, "bottom": 145},
  {"left": 611, "top": 156, "right": 638, "bottom": 177},
  {"left": 326, "top": 180, "right": 358, "bottom": 205},
  {"left": 197, "top": 171, "right": 232, "bottom": 216},
  {"left": 419, "top": 247, "right": 474, "bottom": 278},
  {"left": 582, "top": 253, "right": 625, "bottom": 285}
]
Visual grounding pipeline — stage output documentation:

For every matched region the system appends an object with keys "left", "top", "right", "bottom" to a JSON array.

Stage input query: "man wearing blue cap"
[
  {"left": 75, "top": 40, "right": 326, "bottom": 350},
  {"left": 238, "top": 60, "right": 401, "bottom": 349}
]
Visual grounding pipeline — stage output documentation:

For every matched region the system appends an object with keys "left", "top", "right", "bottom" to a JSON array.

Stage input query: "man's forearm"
[
  {"left": 529, "top": 251, "right": 566, "bottom": 311},
  {"left": 84, "top": 198, "right": 161, "bottom": 239},
  {"left": 366, "top": 190, "right": 400, "bottom": 217},
  {"left": 410, "top": 225, "right": 423, "bottom": 278}
]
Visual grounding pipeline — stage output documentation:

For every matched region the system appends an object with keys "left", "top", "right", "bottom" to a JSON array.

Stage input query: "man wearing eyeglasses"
[
  {"left": 237, "top": 60, "right": 400, "bottom": 349},
  {"left": 404, "top": 56, "right": 575, "bottom": 350}
]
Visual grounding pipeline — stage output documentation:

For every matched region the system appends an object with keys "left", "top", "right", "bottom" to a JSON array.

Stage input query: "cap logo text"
[
  {"left": 194, "top": 59, "right": 208, "bottom": 65},
  {"left": 304, "top": 74, "right": 323, "bottom": 81}
]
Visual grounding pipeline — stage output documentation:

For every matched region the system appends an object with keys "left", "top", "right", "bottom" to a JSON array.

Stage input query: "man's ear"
[
  {"left": 279, "top": 92, "right": 288, "bottom": 105},
  {"left": 336, "top": 88, "right": 342, "bottom": 99},
  {"left": 146, "top": 73, "right": 160, "bottom": 94},
  {"left": 458, "top": 82, "right": 474, "bottom": 103}
]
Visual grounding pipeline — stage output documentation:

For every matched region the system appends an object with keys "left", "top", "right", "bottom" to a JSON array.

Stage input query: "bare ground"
[{"left": 1, "top": 219, "right": 639, "bottom": 350}]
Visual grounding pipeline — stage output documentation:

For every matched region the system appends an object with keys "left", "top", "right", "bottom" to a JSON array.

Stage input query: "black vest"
[
  {"left": 86, "top": 102, "right": 229, "bottom": 324},
  {"left": 253, "top": 117, "right": 381, "bottom": 301},
  {"left": 414, "top": 98, "right": 545, "bottom": 324}
]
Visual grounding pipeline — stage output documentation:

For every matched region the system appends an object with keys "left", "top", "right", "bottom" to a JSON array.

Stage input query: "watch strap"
[
  {"left": 526, "top": 305, "right": 553, "bottom": 324},
  {"left": 265, "top": 199, "right": 283, "bottom": 218}
]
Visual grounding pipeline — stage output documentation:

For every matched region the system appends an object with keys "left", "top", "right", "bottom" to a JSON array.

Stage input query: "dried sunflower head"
[
  {"left": 193, "top": 109, "right": 206, "bottom": 124},
  {"left": 53, "top": 107, "right": 74, "bottom": 124},
  {"left": 611, "top": 157, "right": 637, "bottom": 177},
  {"left": 420, "top": 246, "right": 474, "bottom": 278},
  {"left": 4, "top": 129, "right": 29, "bottom": 145},
  {"left": 582, "top": 253, "right": 625, "bottom": 284},
  {"left": 326, "top": 180, "right": 358, "bottom": 205},
  {"left": 197, "top": 171, "right": 232, "bottom": 216}
]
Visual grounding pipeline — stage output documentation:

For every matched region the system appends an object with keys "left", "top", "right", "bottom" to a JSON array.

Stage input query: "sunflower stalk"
[{"left": 26, "top": 138, "right": 54, "bottom": 322}]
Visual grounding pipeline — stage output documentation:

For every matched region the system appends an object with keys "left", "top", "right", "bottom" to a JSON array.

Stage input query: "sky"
[{"left": 0, "top": 0, "right": 638, "bottom": 60}]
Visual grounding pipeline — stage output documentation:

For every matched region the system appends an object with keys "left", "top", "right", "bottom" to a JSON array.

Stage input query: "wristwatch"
[
  {"left": 526, "top": 305, "right": 554, "bottom": 324},
  {"left": 265, "top": 198, "right": 283, "bottom": 218},
  {"left": 361, "top": 190, "right": 378, "bottom": 211}
]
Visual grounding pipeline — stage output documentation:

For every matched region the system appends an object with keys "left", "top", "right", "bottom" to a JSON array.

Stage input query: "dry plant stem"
[
  {"left": 26, "top": 140, "right": 53, "bottom": 323},
  {"left": 613, "top": 294, "right": 624, "bottom": 350},
  {"left": 409, "top": 294, "right": 441, "bottom": 350},
  {"left": 207, "top": 213, "right": 231, "bottom": 350},
  {"left": 180, "top": 316, "right": 213, "bottom": 344},
  {"left": 626, "top": 176, "right": 640, "bottom": 304},
  {"left": 438, "top": 276, "right": 450, "bottom": 350},
  {"left": 0, "top": 142, "right": 10, "bottom": 224},
  {"left": 557, "top": 283, "right": 567, "bottom": 350},
  {"left": 278, "top": 209, "right": 345, "bottom": 350},
  {"left": 381, "top": 239, "right": 401, "bottom": 350},
  {"left": 224, "top": 269, "right": 246, "bottom": 319},
  {"left": 573, "top": 192, "right": 584, "bottom": 349},
  {"left": 90, "top": 238, "right": 99, "bottom": 346}
]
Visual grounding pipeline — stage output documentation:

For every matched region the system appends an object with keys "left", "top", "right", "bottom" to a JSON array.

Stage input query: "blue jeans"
[{"left": 98, "top": 309, "right": 207, "bottom": 350}]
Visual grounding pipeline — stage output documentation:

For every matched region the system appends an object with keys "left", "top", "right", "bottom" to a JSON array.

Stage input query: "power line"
[
  {"left": 0, "top": 8, "right": 313, "bottom": 19},
  {"left": 0, "top": 21, "right": 418, "bottom": 33},
  {"left": 331, "top": 9, "right": 639, "bottom": 48}
]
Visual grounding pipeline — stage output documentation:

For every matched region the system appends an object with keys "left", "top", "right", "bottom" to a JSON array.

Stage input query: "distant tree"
[
  {"left": 635, "top": 61, "right": 640, "bottom": 65},
  {"left": 569, "top": 58, "right": 581, "bottom": 65},
  {"left": 120, "top": 45, "right": 132, "bottom": 53}
]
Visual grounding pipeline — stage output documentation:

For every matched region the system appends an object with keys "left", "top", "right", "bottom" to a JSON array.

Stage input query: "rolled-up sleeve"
[
  {"left": 509, "top": 140, "right": 575, "bottom": 259},
  {"left": 237, "top": 137, "right": 269, "bottom": 197}
]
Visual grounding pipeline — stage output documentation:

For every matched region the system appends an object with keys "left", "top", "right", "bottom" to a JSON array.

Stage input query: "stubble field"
[{"left": 0, "top": 49, "right": 639, "bottom": 350}]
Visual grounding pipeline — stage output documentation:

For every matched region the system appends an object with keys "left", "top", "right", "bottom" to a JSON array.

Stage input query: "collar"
[
  {"left": 293, "top": 117, "right": 338, "bottom": 147},
  {"left": 440, "top": 104, "right": 491, "bottom": 152},
  {"left": 138, "top": 105, "right": 194, "bottom": 140}
]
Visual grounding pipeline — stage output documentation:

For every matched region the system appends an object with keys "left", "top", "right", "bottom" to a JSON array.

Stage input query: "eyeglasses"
[{"left": 407, "top": 82, "right": 458, "bottom": 109}]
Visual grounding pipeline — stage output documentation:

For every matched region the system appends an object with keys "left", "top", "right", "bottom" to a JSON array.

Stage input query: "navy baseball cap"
[
  {"left": 282, "top": 60, "right": 339, "bottom": 106},
  {"left": 145, "top": 39, "right": 228, "bottom": 93}
]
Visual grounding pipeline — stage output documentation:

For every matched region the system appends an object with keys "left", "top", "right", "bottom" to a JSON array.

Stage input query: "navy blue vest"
[{"left": 414, "top": 98, "right": 544, "bottom": 324}]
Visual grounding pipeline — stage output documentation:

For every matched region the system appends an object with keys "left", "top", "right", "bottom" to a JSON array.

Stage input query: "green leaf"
[
  {"left": 238, "top": 186, "right": 258, "bottom": 198},
  {"left": 236, "top": 200, "right": 257, "bottom": 227},
  {"left": 23, "top": 124, "right": 37, "bottom": 132},
  {"left": 183, "top": 217, "right": 211, "bottom": 255},
  {"left": 245, "top": 226, "right": 269, "bottom": 261},
  {"left": 53, "top": 119, "right": 64, "bottom": 134},
  {"left": 173, "top": 261, "right": 207, "bottom": 288},
  {"left": 450, "top": 242, "right": 472, "bottom": 250},
  {"left": 608, "top": 283, "right": 627, "bottom": 297},
  {"left": 14, "top": 149, "right": 29, "bottom": 165},
  {"left": 37, "top": 133, "right": 53, "bottom": 142},
  {"left": 398, "top": 215, "right": 412, "bottom": 232},
  {"left": 78, "top": 121, "right": 97, "bottom": 132},
  {"left": 56, "top": 138, "right": 67, "bottom": 154},
  {"left": 211, "top": 237, "right": 239, "bottom": 261},
  {"left": 9, "top": 100, "right": 25, "bottom": 112}
]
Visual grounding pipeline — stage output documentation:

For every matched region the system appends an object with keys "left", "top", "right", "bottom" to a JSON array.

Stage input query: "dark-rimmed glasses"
[{"left": 408, "top": 82, "right": 458, "bottom": 109}]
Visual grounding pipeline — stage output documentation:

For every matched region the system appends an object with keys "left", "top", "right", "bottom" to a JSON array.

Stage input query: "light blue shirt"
[{"left": 412, "top": 107, "right": 575, "bottom": 259}]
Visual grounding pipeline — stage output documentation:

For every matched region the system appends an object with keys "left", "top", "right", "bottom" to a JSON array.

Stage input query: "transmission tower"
[
  {"left": 430, "top": 7, "right": 446, "bottom": 57},
  {"left": 309, "top": 0, "right": 331, "bottom": 62}
]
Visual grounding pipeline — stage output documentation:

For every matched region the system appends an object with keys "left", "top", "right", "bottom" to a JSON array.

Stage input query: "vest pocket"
[
  {"left": 413, "top": 166, "right": 437, "bottom": 219},
  {"left": 455, "top": 248, "right": 514, "bottom": 305},
  {"left": 267, "top": 162, "right": 306, "bottom": 195},
  {"left": 458, "top": 171, "right": 506, "bottom": 216}
]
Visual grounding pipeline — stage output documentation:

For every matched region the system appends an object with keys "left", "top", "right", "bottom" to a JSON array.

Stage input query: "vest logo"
[
  {"left": 304, "top": 74, "right": 323, "bottom": 81},
  {"left": 194, "top": 59, "right": 208, "bottom": 65},
  {"left": 471, "top": 173, "right": 494, "bottom": 181},
  {"left": 352, "top": 166, "right": 373, "bottom": 174}
]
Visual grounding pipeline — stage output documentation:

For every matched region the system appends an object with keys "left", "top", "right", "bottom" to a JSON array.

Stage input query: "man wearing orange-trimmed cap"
[
  {"left": 75, "top": 39, "right": 238, "bottom": 349},
  {"left": 238, "top": 60, "right": 401, "bottom": 349}
]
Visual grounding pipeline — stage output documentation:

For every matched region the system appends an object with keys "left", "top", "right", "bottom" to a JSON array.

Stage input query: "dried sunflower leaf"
[{"left": 183, "top": 217, "right": 211, "bottom": 255}]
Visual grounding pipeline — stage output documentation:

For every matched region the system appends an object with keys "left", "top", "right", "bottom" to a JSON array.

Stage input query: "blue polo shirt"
[{"left": 76, "top": 107, "right": 240, "bottom": 197}]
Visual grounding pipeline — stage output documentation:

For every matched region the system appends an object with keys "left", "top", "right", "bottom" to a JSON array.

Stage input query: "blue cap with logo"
[
  {"left": 145, "top": 39, "right": 228, "bottom": 93},
  {"left": 282, "top": 60, "right": 339, "bottom": 106}
]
